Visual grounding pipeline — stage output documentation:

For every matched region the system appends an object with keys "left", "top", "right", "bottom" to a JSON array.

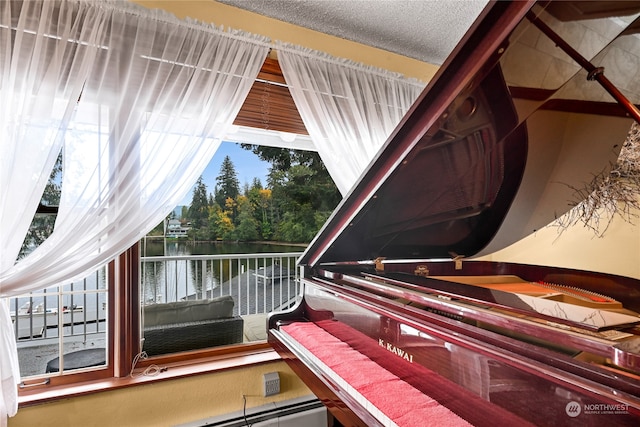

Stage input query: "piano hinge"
[
  {"left": 414, "top": 265, "right": 430, "bottom": 277},
  {"left": 450, "top": 253, "right": 464, "bottom": 270},
  {"left": 374, "top": 257, "right": 386, "bottom": 272}
]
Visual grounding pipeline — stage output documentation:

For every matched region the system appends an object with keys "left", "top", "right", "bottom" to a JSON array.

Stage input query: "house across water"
[{"left": 165, "top": 219, "right": 190, "bottom": 238}]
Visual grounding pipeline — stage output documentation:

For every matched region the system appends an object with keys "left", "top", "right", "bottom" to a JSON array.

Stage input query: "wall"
[
  {"left": 132, "top": 0, "right": 439, "bottom": 82},
  {"left": 478, "top": 206, "right": 640, "bottom": 280},
  {"left": 10, "top": 361, "right": 313, "bottom": 427}
]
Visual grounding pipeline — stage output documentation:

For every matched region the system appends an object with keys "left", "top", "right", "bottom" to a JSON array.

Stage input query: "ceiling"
[{"left": 217, "top": 0, "right": 489, "bottom": 65}]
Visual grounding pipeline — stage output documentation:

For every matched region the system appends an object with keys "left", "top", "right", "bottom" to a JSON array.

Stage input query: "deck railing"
[
  {"left": 10, "top": 268, "right": 108, "bottom": 342},
  {"left": 12, "top": 252, "right": 303, "bottom": 376},
  {"left": 140, "top": 252, "right": 304, "bottom": 316},
  {"left": 11, "top": 252, "right": 303, "bottom": 341}
]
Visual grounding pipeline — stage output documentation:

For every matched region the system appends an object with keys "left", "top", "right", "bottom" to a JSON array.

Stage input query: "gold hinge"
[
  {"left": 414, "top": 265, "right": 430, "bottom": 277},
  {"left": 374, "top": 257, "right": 386, "bottom": 272},
  {"left": 450, "top": 253, "right": 464, "bottom": 270}
]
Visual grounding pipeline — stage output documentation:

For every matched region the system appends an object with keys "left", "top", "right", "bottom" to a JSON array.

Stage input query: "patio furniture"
[
  {"left": 142, "top": 295, "right": 244, "bottom": 356},
  {"left": 46, "top": 348, "right": 106, "bottom": 373}
]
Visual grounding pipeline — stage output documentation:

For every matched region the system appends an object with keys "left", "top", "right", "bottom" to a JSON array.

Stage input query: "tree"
[
  {"left": 188, "top": 177, "right": 209, "bottom": 230},
  {"left": 214, "top": 155, "right": 240, "bottom": 210},
  {"left": 245, "top": 178, "right": 272, "bottom": 240},
  {"left": 241, "top": 144, "right": 341, "bottom": 242},
  {"left": 210, "top": 198, "right": 236, "bottom": 240},
  {"left": 20, "top": 152, "right": 62, "bottom": 257},
  {"left": 235, "top": 195, "right": 260, "bottom": 241}
]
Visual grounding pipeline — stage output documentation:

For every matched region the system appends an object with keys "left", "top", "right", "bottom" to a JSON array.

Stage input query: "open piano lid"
[
  {"left": 271, "top": 4, "right": 640, "bottom": 425},
  {"left": 299, "top": 1, "right": 640, "bottom": 268}
]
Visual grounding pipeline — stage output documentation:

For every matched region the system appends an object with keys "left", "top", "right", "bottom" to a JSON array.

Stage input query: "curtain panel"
[
  {"left": 0, "top": 1, "right": 269, "bottom": 424},
  {"left": 276, "top": 42, "right": 426, "bottom": 195}
]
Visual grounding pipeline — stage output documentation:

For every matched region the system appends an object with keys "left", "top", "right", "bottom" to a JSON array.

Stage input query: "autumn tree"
[
  {"left": 242, "top": 145, "right": 341, "bottom": 242},
  {"left": 235, "top": 195, "right": 260, "bottom": 241},
  {"left": 245, "top": 178, "right": 272, "bottom": 240}
]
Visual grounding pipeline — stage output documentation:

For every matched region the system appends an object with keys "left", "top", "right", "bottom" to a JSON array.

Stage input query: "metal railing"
[
  {"left": 13, "top": 252, "right": 303, "bottom": 377},
  {"left": 140, "top": 252, "right": 303, "bottom": 316},
  {"left": 11, "top": 269, "right": 109, "bottom": 377},
  {"left": 10, "top": 268, "right": 108, "bottom": 342},
  {"left": 12, "top": 252, "right": 303, "bottom": 344}
]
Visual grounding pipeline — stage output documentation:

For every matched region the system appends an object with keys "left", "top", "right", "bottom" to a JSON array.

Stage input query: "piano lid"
[{"left": 300, "top": 1, "right": 640, "bottom": 268}]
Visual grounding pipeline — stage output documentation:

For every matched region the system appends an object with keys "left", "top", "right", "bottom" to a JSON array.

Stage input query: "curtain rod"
[
  {"left": 275, "top": 41, "right": 426, "bottom": 88},
  {"left": 71, "top": 1, "right": 422, "bottom": 86},
  {"left": 78, "top": 0, "right": 272, "bottom": 48}
]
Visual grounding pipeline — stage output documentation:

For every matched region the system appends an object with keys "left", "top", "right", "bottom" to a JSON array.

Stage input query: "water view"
[
  {"left": 140, "top": 239, "right": 306, "bottom": 315},
  {"left": 14, "top": 240, "right": 306, "bottom": 376},
  {"left": 141, "top": 238, "right": 306, "bottom": 257}
]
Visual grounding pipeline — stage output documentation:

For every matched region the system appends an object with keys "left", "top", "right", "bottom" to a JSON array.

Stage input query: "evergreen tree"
[
  {"left": 241, "top": 145, "right": 340, "bottom": 211},
  {"left": 188, "top": 177, "right": 209, "bottom": 231},
  {"left": 214, "top": 155, "right": 240, "bottom": 210}
]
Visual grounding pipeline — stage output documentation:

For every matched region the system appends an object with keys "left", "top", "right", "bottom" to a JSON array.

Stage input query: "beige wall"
[
  {"left": 10, "top": 361, "right": 313, "bottom": 427},
  {"left": 478, "top": 207, "right": 640, "bottom": 280},
  {"left": 132, "top": 0, "right": 439, "bottom": 82}
]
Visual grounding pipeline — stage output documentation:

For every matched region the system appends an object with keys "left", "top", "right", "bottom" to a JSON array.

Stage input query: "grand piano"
[{"left": 268, "top": 1, "right": 640, "bottom": 426}]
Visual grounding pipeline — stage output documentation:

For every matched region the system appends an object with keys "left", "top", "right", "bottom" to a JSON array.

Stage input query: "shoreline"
[{"left": 144, "top": 236, "right": 308, "bottom": 248}]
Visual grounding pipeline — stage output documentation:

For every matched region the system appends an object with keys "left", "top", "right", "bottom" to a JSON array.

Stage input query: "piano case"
[{"left": 269, "top": 1, "right": 640, "bottom": 426}]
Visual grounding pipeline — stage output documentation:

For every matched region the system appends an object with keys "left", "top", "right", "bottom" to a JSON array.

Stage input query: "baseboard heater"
[{"left": 177, "top": 396, "right": 327, "bottom": 427}]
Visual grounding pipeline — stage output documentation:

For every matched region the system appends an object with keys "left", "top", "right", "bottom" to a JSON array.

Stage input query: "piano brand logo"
[
  {"left": 378, "top": 339, "right": 414, "bottom": 363},
  {"left": 565, "top": 401, "right": 581, "bottom": 418}
]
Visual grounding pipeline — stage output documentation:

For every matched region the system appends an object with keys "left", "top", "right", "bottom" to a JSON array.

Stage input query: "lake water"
[
  {"left": 140, "top": 239, "right": 306, "bottom": 311},
  {"left": 141, "top": 238, "right": 306, "bottom": 257}
]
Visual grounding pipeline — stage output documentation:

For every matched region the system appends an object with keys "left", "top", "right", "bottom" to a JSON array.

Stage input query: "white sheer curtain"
[
  {"left": 0, "top": 1, "right": 269, "bottom": 423},
  {"left": 1, "top": 1, "right": 103, "bottom": 422},
  {"left": 276, "top": 42, "right": 426, "bottom": 195}
]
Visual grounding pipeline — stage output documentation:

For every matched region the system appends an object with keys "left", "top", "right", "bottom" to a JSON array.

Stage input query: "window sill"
[{"left": 18, "top": 344, "right": 280, "bottom": 407}]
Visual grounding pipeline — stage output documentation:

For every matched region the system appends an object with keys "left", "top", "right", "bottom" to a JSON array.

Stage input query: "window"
[
  {"left": 12, "top": 268, "right": 110, "bottom": 379},
  {"left": 14, "top": 149, "right": 304, "bottom": 381},
  {"left": 139, "top": 250, "right": 302, "bottom": 357}
]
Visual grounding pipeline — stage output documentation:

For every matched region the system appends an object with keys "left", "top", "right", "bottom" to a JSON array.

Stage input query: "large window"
[
  {"left": 13, "top": 246, "right": 303, "bottom": 383},
  {"left": 14, "top": 127, "right": 303, "bottom": 385}
]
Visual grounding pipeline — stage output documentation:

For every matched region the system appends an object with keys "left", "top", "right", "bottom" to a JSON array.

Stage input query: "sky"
[{"left": 179, "top": 141, "right": 272, "bottom": 206}]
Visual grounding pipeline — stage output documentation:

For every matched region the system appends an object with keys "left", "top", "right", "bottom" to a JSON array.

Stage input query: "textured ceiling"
[{"left": 217, "top": 0, "right": 489, "bottom": 65}]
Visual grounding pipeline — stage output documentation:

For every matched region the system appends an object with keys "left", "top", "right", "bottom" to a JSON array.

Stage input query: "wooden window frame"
[{"left": 18, "top": 242, "right": 278, "bottom": 406}]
